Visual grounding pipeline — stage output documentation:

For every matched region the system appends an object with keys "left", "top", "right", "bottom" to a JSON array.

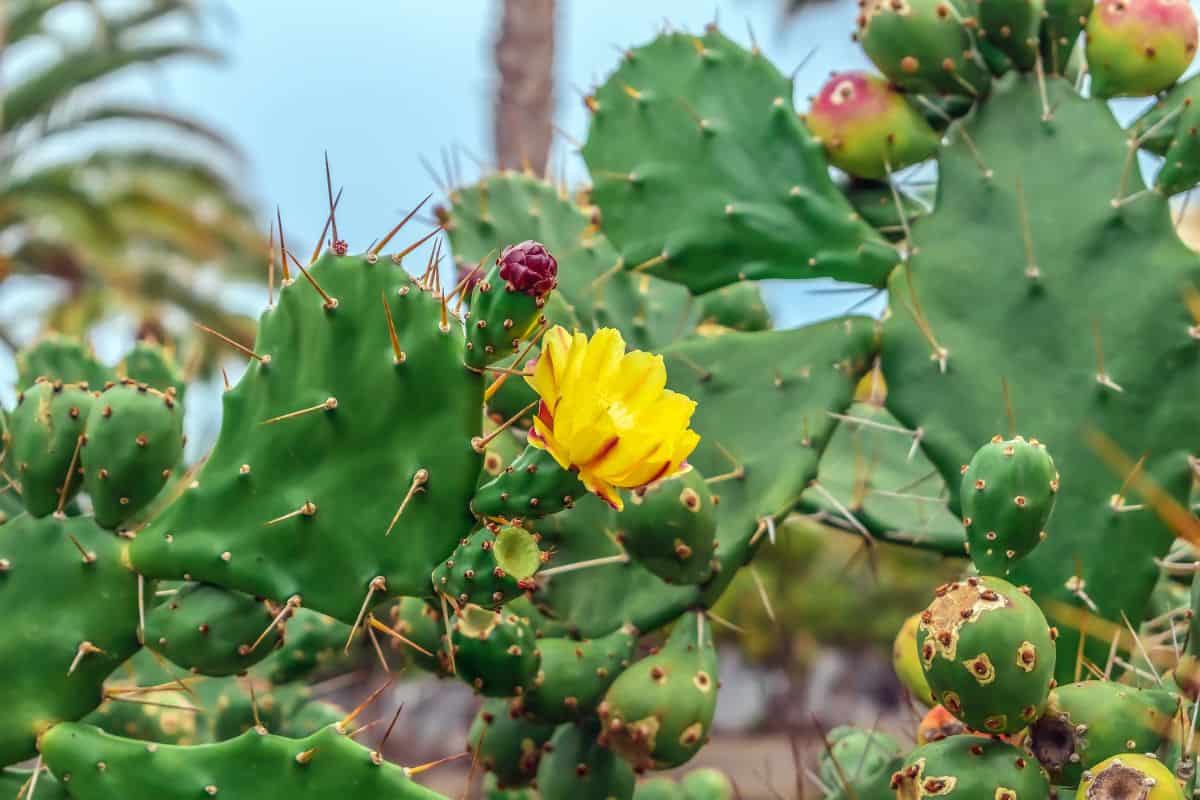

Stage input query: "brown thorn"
[
  {"left": 406, "top": 751, "right": 470, "bottom": 777},
  {"left": 277, "top": 206, "right": 291, "bottom": 282},
  {"left": 393, "top": 225, "right": 444, "bottom": 265},
  {"left": 67, "top": 640, "right": 105, "bottom": 676},
  {"left": 1001, "top": 377, "right": 1016, "bottom": 439},
  {"left": 439, "top": 593, "right": 457, "bottom": 674},
  {"left": 345, "top": 576, "right": 387, "bottom": 652},
  {"left": 471, "top": 400, "right": 538, "bottom": 453},
  {"left": 325, "top": 151, "right": 340, "bottom": 244},
  {"left": 1088, "top": 430, "right": 1200, "bottom": 547},
  {"left": 366, "top": 623, "right": 391, "bottom": 673},
  {"left": 368, "top": 614, "right": 434, "bottom": 656},
  {"left": 382, "top": 292, "right": 406, "bottom": 364},
  {"left": 102, "top": 695, "right": 199, "bottom": 713},
  {"left": 221, "top": 367, "right": 231, "bottom": 392},
  {"left": 384, "top": 469, "right": 429, "bottom": 537},
  {"left": 248, "top": 680, "right": 262, "bottom": 730},
  {"left": 194, "top": 322, "right": 267, "bottom": 363},
  {"left": 248, "top": 595, "right": 299, "bottom": 652},
  {"left": 1015, "top": 177, "right": 1040, "bottom": 279},
  {"left": 261, "top": 397, "right": 337, "bottom": 425},
  {"left": 267, "top": 220, "right": 276, "bottom": 307},
  {"left": 308, "top": 186, "right": 345, "bottom": 266},
  {"left": 67, "top": 533, "right": 96, "bottom": 565},
  {"left": 286, "top": 249, "right": 338, "bottom": 309},
  {"left": 55, "top": 434, "right": 84, "bottom": 516},
  {"left": 372, "top": 194, "right": 434, "bottom": 256},
  {"left": 337, "top": 677, "right": 394, "bottom": 733},
  {"left": 379, "top": 702, "right": 405, "bottom": 752}
]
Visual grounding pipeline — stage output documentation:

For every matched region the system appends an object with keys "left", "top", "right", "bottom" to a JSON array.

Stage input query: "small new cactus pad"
[
  {"left": 679, "top": 768, "right": 734, "bottom": 800},
  {"left": 130, "top": 251, "right": 485, "bottom": 623},
  {"left": 1042, "top": 0, "right": 1095, "bottom": 72},
  {"left": 598, "top": 611, "right": 718, "bottom": 770},
  {"left": 581, "top": 30, "right": 896, "bottom": 291},
  {"left": 979, "top": 0, "right": 1045, "bottom": 69},
  {"left": 467, "top": 698, "right": 556, "bottom": 788},
  {"left": 893, "top": 612, "right": 937, "bottom": 706},
  {"left": 891, "top": 736, "right": 1051, "bottom": 798},
  {"left": 16, "top": 334, "right": 112, "bottom": 390},
  {"left": 916, "top": 576, "right": 1057, "bottom": 734},
  {"left": 1154, "top": 98, "right": 1200, "bottom": 196},
  {"left": 1077, "top": 753, "right": 1185, "bottom": 800},
  {"left": 119, "top": 340, "right": 186, "bottom": 399},
  {"left": 693, "top": 283, "right": 771, "bottom": 333},
  {"left": 464, "top": 241, "right": 555, "bottom": 369},
  {"left": 145, "top": 582, "right": 284, "bottom": 676},
  {"left": 1030, "top": 681, "right": 1180, "bottom": 786},
  {"left": 536, "top": 720, "right": 635, "bottom": 800},
  {"left": 451, "top": 604, "right": 540, "bottom": 696},
  {"left": 818, "top": 726, "right": 903, "bottom": 800},
  {"left": 473, "top": 445, "right": 584, "bottom": 519},
  {"left": 857, "top": 0, "right": 992, "bottom": 97},
  {"left": 0, "top": 513, "right": 140, "bottom": 766},
  {"left": 264, "top": 607, "right": 360, "bottom": 685},
  {"left": 961, "top": 434, "right": 1058, "bottom": 576},
  {"left": 9, "top": 379, "right": 93, "bottom": 517},
  {"left": 519, "top": 625, "right": 638, "bottom": 724},
  {"left": 1133, "top": 73, "right": 1200, "bottom": 154},
  {"left": 81, "top": 380, "right": 183, "bottom": 529},
  {"left": 38, "top": 723, "right": 447, "bottom": 799},
  {"left": 804, "top": 71, "right": 939, "bottom": 180},
  {"left": 620, "top": 466, "right": 718, "bottom": 585},
  {"left": 1085, "top": 0, "right": 1199, "bottom": 97},
  {"left": 431, "top": 524, "right": 543, "bottom": 607}
]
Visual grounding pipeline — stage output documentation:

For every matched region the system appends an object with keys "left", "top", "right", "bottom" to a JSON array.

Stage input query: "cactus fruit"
[
  {"left": 857, "top": 0, "right": 992, "bottom": 97},
  {"left": 1077, "top": 753, "right": 1185, "bottom": 800},
  {"left": 1030, "top": 681, "right": 1181, "bottom": 786},
  {"left": 818, "top": 726, "right": 904, "bottom": 800},
  {"left": 1085, "top": 0, "right": 1198, "bottom": 97},
  {"left": 451, "top": 604, "right": 540, "bottom": 696},
  {"left": 536, "top": 720, "right": 635, "bottom": 800},
  {"left": 916, "top": 576, "right": 1057, "bottom": 734},
  {"left": 16, "top": 334, "right": 112, "bottom": 390},
  {"left": 145, "top": 583, "right": 284, "bottom": 676},
  {"left": 679, "top": 768, "right": 734, "bottom": 800},
  {"left": 804, "top": 71, "right": 939, "bottom": 180},
  {"left": 9, "top": 379, "right": 93, "bottom": 517},
  {"left": 467, "top": 698, "right": 556, "bottom": 788},
  {"left": 619, "top": 466, "right": 718, "bottom": 585},
  {"left": 119, "top": 340, "right": 186, "bottom": 399},
  {"left": 979, "top": 0, "right": 1045, "bottom": 69},
  {"left": 520, "top": 625, "right": 639, "bottom": 724},
  {"left": 464, "top": 241, "right": 556, "bottom": 369},
  {"left": 960, "top": 435, "right": 1058, "bottom": 576},
  {"left": 431, "top": 524, "right": 544, "bottom": 607},
  {"left": 636, "top": 777, "right": 684, "bottom": 800},
  {"left": 891, "top": 736, "right": 1052, "bottom": 798},
  {"left": 598, "top": 611, "right": 718, "bottom": 770},
  {"left": 894, "top": 612, "right": 937, "bottom": 706}
]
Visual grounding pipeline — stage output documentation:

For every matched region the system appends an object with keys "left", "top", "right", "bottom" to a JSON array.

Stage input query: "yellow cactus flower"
[{"left": 525, "top": 326, "right": 700, "bottom": 511}]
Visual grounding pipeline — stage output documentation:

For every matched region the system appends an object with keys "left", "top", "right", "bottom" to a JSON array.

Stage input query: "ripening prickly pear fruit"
[
  {"left": 432, "top": 523, "right": 546, "bottom": 607},
  {"left": 520, "top": 626, "right": 639, "bottom": 724},
  {"left": 804, "top": 72, "right": 939, "bottom": 180},
  {"left": 9, "top": 379, "right": 93, "bottom": 516},
  {"left": 81, "top": 380, "right": 183, "bottom": 529},
  {"left": 451, "top": 604, "right": 540, "bottom": 697},
  {"left": 917, "top": 576, "right": 1057, "bottom": 734},
  {"left": 679, "top": 769, "right": 734, "bottom": 800},
  {"left": 891, "top": 736, "right": 1052, "bottom": 798},
  {"left": 145, "top": 583, "right": 283, "bottom": 676},
  {"left": 961, "top": 435, "right": 1058, "bottom": 576},
  {"left": 818, "top": 727, "right": 903, "bottom": 800},
  {"left": 857, "top": 0, "right": 992, "bottom": 97},
  {"left": 598, "top": 611, "right": 718, "bottom": 770},
  {"left": 1078, "top": 754, "right": 1185, "bottom": 800},
  {"left": 894, "top": 612, "right": 937, "bottom": 706},
  {"left": 1030, "top": 681, "right": 1180, "bottom": 786},
  {"left": 465, "top": 241, "right": 557, "bottom": 368},
  {"left": 619, "top": 466, "right": 717, "bottom": 585},
  {"left": 467, "top": 698, "right": 556, "bottom": 788},
  {"left": 979, "top": 0, "right": 1045, "bottom": 68},
  {"left": 1156, "top": 99, "right": 1200, "bottom": 196},
  {"left": 537, "top": 720, "right": 636, "bottom": 800},
  {"left": 1086, "top": 0, "right": 1199, "bottom": 98}
]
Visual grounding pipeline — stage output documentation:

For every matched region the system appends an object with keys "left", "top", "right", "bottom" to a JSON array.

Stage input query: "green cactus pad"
[
  {"left": 10, "top": 379, "right": 93, "bottom": 517},
  {"left": 537, "top": 720, "right": 635, "bottom": 800},
  {"left": 519, "top": 625, "right": 638, "bottom": 724},
  {"left": 818, "top": 726, "right": 903, "bottom": 800},
  {"left": 979, "top": 0, "right": 1044, "bottom": 69},
  {"left": 620, "top": 467, "right": 718, "bottom": 585},
  {"left": 432, "top": 524, "right": 544, "bottom": 608},
  {"left": 39, "top": 722, "right": 447, "bottom": 799},
  {"left": 0, "top": 768, "right": 69, "bottom": 800},
  {"left": 473, "top": 445, "right": 584, "bottom": 519},
  {"left": 130, "top": 251, "right": 484, "bottom": 624},
  {"left": 145, "top": 582, "right": 283, "bottom": 676},
  {"left": 384, "top": 596, "right": 450, "bottom": 676},
  {"left": 581, "top": 30, "right": 896, "bottom": 292},
  {"left": 1133, "top": 74, "right": 1200, "bottom": 156},
  {"left": 451, "top": 604, "right": 540, "bottom": 696},
  {"left": 598, "top": 611, "right": 718, "bottom": 770},
  {"left": 16, "top": 334, "right": 112, "bottom": 391},
  {"left": 882, "top": 73, "right": 1200, "bottom": 682},
  {"left": 264, "top": 607, "right": 361, "bottom": 685},
  {"left": 693, "top": 283, "right": 771, "bottom": 333},
  {"left": 858, "top": 0, "right": 992, "bottom": 97},
  {"left": 1155, "top": 99, "right": 1200, "bottom": 197},
  {"left": 0, "top": 513, "right": 140, "bottom": 766},
  {"left": 118, "top": 340, "right": 186, "bottom": 400},
  {"left": 1078, "top": 753, "right": 1185, "bottom": 800},
  {"left": 467, "top": 698, "right": 556, "bottom": 788},
  {"left": 916, "top": 576, "right": 1056, "bottom": 734},
  {"left": 892, "top": 736, "right": 1052, "bottom": 798}
]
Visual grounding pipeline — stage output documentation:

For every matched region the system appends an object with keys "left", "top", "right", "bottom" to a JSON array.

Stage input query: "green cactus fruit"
[
  {"left": 9, "top": 379, "right": 93, "bottom": 517},
  {"left": 979, "top": 0, "right": 1045, "bottom": 69},
  {"left": 451, "top": 603, "right": 540, "bottom": 696},
  {"left": 385, "top": 596, "right": 450, "bottom": 675},
  {"left": 1132, "top": 73, "right": 1200, "bottom": 154},
  {"left": 432, "top": 523, "right": 545, "bottom": 607},
  {"left": 619, "top": 467, "right": 717, "bottom": 585},
  {"left": 894, "top": 612, "right": 937, "bottom": 706},
  {"left": 81, "top": 380, "right": 183, "bottom": 529},
  {"left": 916, "top": 576, "right": 1057, "bottom": 734},
  {"left": 0, "top": 768, "right": 69, "bottom": 800},
  {"left": 598, "top": 611, "right": 718, "bottom": 770},
  {"left": 520, "top": 626, "right": 639, "bottom": 724},
  {"left": 119, "top": 340, "right": 186, "bottom": 400},
  {"left": 467, "top": 698, "right": 556, "bottom": 788},
  {"left": 465, "top": 241, "right": 557, "bottom": 369},
  {"left": 961, "top": 434, "right": 1058, "bottom": 576},
  {"left": 818, "top": 726, "right": 903, "bottom": 800},
  {"left": 473, "top": 444, "right": 585, "bottom": 519},
  {"left": 1042, "top": 0, "right": 1095, "bottom": 73},
  {"left": 857, "top": 0, "right": 992, "bottom": 97},
  {"left": 804, "top": 71, "right": 939, "bottom": 180},
  {"left": 0, "top": 513, "right": 140, "bottom": 765},
  {"left": 265, "top": 607, "right": 363, "bottom": 685},
  {"left": 891, "top": 736, "right": 1052, "bottom": 798},
  {"left": 144, "top": 582, "right": 284, "bottom": 676},
  {"left": 694, "top": 283, "right": 771, "bottom": 333},
  {"left": 537, "top": 720, "right": 635, "bottom": 800},
  {"left": 482, "top": 773, "right": 539, "bottom": 800},
  {"left": 1030, "top": 681, "right": 1180, "bottom": 786},
  {"left": 1078, "top": 753, "right": 1184, "bottom": 800},
  {"left": 679, "top": 768, "right": 734, "bottom": 800},
  {"left": 16, "top": 333, "right": 112, "bottom": 390},
  {"left": 1085, "top": 0, "right": 1199, "bottom": 97},
  {"left": 1155, "top": 99, "right": 1200, "bottom": 196},
  {"left": 39, "top": 722, "right": 446, "bottom": 799}
]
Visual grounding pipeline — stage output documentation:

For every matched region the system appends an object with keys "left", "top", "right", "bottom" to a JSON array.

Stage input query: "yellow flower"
[{"left": 525, "top": 326, "right": 700, "bottom": 511}]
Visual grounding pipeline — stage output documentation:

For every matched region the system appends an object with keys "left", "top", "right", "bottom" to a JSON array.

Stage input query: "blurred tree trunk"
[{"left": 493, "top": 0, "right": 556, "bottom": 175}]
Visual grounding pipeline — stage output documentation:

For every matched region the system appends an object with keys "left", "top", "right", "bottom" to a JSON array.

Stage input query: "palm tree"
[{"left": 493, "top": 0, "right": 556, "bottom": 175}]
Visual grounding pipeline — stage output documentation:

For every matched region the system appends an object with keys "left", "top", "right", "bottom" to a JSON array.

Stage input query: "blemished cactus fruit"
[
  {"left": 916, "top": 576, "right": 1056, "bottom": 734},
  {"left": 464, "top": 242, "right": 556, "bottom": 369},
  {"left": 80, "top": 380, "right": 184, "bottom": 529},
  {"left": 536, "top": 720, "right": 635, "bottom": 800},
  {"left": 961, "top": 434, "right": 1058, "bottom": 576},
  {"left": 1077, "top": 753, "right": 1185, "bottom": 800},
  {"left": 619, "top": 466, "right": 717, "bottom": 585},
  {"left": 893, "top": 612, "right": 937, "bottom": 706},
  {"left": 856, "top": 0, "right": 992, "bottom": 97},
  {"left": 1085, "top": 0, "right": 1199, "bottom": 97},
  {"left": 598, "top": 611, "right": 718, "bottom": 770},
  {"left": 804, "top": 71, "right": 940, "bottom": 180},
  {"left": 467, "top": 698, "right": 556, "bottom": 788},
  {"left": 451, "top": 604, "right": 540, "bottom": 696},
  {"left": 818, "top": 726, "right": 903, "bottom": 800},
  {"left": 16, "top": 333, "right": 112, "bottom": 390},
  {"left": 431, "top": 524, "right": 545, "bottom": 607},
  {"left": 916, "top": 704, "right": 970, "bottom": 744},
  {"left": 145, "top": 582, "right": 284, "bottom": 676},
  {"left": 38, "top": 722, "right": 447, "bottom": 799},
  {"left": 891, "top": 736, "right": 1052, "bottom": 798},
  {"left": 9, "top": 379, "right": 93, "bottom": 517},
  {"left": 519, "top": 625, "right": 639, "bottom": 724},
  {"left": 1030, "top": 681, "right": 1181, "bottom": 786},
  {"left": 679, "top": 768, "right": 734, "bottom": 800}
]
